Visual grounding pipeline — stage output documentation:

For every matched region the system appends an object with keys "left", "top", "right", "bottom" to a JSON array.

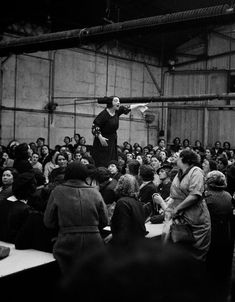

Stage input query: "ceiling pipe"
[
  {"left": 97, "top": 93, "right": 235, "bottom": 104},
  {"left": 0, "top": 4, "right": 234, "bottom": 56}
]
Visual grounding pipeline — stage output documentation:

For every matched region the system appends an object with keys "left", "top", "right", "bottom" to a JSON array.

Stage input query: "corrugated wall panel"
[
  {"left": 167, "top": 108, "right": 204, "bottom": 146},
  {"left": 208, "top": 110, "right": 235, "bottom": 148}
]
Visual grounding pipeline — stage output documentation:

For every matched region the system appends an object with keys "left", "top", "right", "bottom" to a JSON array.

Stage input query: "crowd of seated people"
[{"left": 0, "top": 134, "right": 235, "bottom": 300}]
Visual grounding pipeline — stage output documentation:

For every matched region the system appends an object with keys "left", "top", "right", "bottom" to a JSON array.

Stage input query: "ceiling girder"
[{"left": 0, "top": 4, "right": 234, "bottom": 56}]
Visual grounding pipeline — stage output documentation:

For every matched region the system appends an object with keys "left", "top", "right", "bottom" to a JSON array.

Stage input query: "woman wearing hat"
[
  {"left": 156, "top": 164, "right": 173, "bottom": 200},
  {"left": 150, "top": 165, "right": 172, "bottom": 224},
  {"left": 91, "top": 96, "right": 131, "bottom": 168},
  {"left": 205, "top": 170, "right": 233, "bottom": 297},
  {"left": 44, "top": 162, "right": 108, "bottom": 274},
  {"left": 139, "top": 164, "right": 158, "bottom": 219}
]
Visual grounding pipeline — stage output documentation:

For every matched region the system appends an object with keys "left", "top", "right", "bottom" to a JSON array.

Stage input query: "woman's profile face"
[
  {"left": 159, "top": 151, "right": 167, "bottom": 162},
  {"left": 171, "top": 152, "right": 179, "bottom": 163},
  {"left": 177, "top": 156, "right": 184, "bottom": 168},
  {"left": 205, "top": 149, "right": 211, "bottom": 159},
  {"left": 79, "top": 137, "right": 86, "bottom": 145},
  {"left": 2, "top": 152, "right": 9, "bottom": 161},
  {"left": 112, "top": 97, "right": 120, "bottom": 110},
  {"left": 136, "top": 155, "right": 143, "bottom": 165},
  {"left": 202, "top": 159, "right": 210, "bottom": 174},
  {"left": 80, "top": 158, "right": 89, "bottom": 165}
]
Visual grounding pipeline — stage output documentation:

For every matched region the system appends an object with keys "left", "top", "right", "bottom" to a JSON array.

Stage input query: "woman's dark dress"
[
  {"left": 111, "top": 196, "right": 147, "bottom": 246},
  {"left": 92, "top": 106, "right": 130, "bottom": 167}
]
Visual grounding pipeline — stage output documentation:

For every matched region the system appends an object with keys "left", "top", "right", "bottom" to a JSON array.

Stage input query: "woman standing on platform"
[{"left": 91, "top": 96, "right": 131, "bottom": 167}]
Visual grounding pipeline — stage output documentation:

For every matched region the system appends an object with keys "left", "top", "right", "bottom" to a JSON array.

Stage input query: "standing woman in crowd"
[
  {"left": 153, "top": 150, "right": 211, "bottom": 262},
  {"left": 204, "top": 171, "right": 233, "bottom": 301},
  {"left": 44, "top": 162, "right": 108, "bottom": 274},
  {"left": 91, "top": 96, "right": 131, "bottom": 167},
  {"left": 205, "top": 171, "right": 233, "bottom": 275}
]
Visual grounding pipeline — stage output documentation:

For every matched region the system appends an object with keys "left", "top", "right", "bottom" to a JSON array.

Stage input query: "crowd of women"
[{"left": 0, "top": 133, "right": 235, "bottom": 301}]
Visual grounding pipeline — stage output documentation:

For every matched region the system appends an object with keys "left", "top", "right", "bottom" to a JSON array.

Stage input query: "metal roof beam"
[{"left": 0, "top": 4, "right": 234, "bottom": 56}]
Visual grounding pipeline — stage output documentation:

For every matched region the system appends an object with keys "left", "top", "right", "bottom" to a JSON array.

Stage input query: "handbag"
[
  {"left": 0, "top": 245, "right": 10, "bottom": 259},
  {"left": 170, "top": 218, "right": 194, "bottom": 244}
]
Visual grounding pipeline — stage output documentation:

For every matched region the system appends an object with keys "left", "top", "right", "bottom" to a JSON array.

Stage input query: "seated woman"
[
  {"left": 202, "top": 158, "right": 217, "bottom": 176},
  {"left": 1, "top": 151, "right": 14, "bottom": 168},
  {"left": 193, "top": 140, "right": 205, "bottom": 156},
  {"left": 0, "top": 167, "right": 18, "bottom": 203},
  {"left": 150, "top": 164, "right": 173, "bottom": 224},
  {"left": 48, "top": 152, "right": 68, "bottom": 186},
  {"left": 15, "top": 169, "right": 56, "bottom": 252},
  {"left": 205, "top": 147, "right": 213, "bottom": 161},
  {"left": 107, "top": 160, "right": 122, "bottom": 181},
  {"left": 110, "top": 174, "right": 147, "bottom": 246},
  {"left": 0, "top": 171, "right": 36, "bottom": 243},
  {"left": 93, "top": 166, "right": 118, "bottom": 225},
  {"left": 149, "top": 155, "right": 161, "bottom": 187},
  {"left": 138, "top": 165, "right": 158, "bottom": 219},
  {"left": 44, "top": 150, "right": 59, "bottom": 183},
  {"left": 158, "top": 150, "right": 169, "bottom": 166},
  {"left": 170, "top": 136, "right": 182, "bottom": 153},
  {"left": 182, "top": 139, "right": 191, "bottom": 150}
]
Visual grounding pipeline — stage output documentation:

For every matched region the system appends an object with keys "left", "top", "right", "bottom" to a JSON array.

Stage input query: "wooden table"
[
  {"left": 145, "top": 222, "right": 163, "bottom": 238},
  {"left": 0, "top": 241, "right": 59, "bottom": 300},
  {"left": 0, "top": 240, "right": 55, "bottom": 278},
  {"left": 103, "top": 222, "right": 163, "bottom": 239}
]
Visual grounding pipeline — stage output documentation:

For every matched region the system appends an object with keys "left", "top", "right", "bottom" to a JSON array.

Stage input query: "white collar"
[
  {"left": 7, "top": 195, "right": 27, "bottom": 204},
  {"left": 139, "top": 181, "right": 152, "bottom": 189}
]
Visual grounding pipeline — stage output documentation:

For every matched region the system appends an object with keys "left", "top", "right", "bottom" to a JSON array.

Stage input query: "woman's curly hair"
[
  {"left": 180, "top": 150, "right": 200, "bottom": 166},
  {"left": 115, "top": 174, "right": 139, "bottom": 198}
]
